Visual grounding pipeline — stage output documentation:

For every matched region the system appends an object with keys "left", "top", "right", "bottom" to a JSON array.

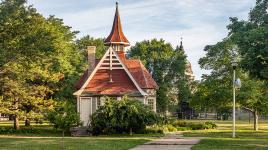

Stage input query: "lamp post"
[{"left": 231, "top": 58, "right": 238, "bottom": 138}]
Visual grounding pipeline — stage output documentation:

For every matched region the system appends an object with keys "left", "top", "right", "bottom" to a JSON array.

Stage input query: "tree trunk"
[
  {"left": 248, "top": 111, "right": 251, "bottom": 124},
  {"left": 62, "top": 130, "right": 65, "bottom": 150},
  {"left": 14, "top": 115, "right": 20, "bottom": 130},
  {"left": 129, "top": 128, "right": 133, "bottom": 136},
  {"left": 25, "top": 118, "right": 30, "bottom": 126},
  {"left": 253, "top": 109, "right": 258, "bottom": 131}
]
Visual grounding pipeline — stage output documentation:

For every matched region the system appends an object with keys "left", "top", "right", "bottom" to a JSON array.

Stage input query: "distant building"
[{"left": 179, "top": 39, "right": 195, "bottom": 81}]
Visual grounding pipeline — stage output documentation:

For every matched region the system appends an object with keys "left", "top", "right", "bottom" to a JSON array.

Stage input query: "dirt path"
[{"left": 130, "top": 133, "right": 201, "bottom": 150}]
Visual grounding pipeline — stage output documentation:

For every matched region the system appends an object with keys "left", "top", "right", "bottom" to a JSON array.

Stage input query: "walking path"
[{"left": 130, "top": 133, "right": 201, "bottom": 150}]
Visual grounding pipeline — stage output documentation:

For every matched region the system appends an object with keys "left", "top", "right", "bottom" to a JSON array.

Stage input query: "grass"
[
  {"left": 183, "top": 120, "right": 268, "bottom": 150},
  {"left": 0, "top": 121, "right": 157, "bottom": 150},
  {"left": 0, "top": 125, "right": 63, "bottom": 137},
  {"left": 192, "top": 138, "right": 268, "bottom": 150},
  {"left": 0, "top": 137, "right": 149, "bottom": 150},
  {"left": 2, "top": 120, "right": 268, "bottom": 150}
]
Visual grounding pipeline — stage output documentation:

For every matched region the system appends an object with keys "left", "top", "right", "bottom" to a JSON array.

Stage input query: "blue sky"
[{"left": 27, "top": 0, "right": 255, "bottom": 80}]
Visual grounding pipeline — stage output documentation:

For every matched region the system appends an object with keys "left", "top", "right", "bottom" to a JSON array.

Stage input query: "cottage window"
[{"left": 147, "top": 98, "right": 154, "bottom": 111}]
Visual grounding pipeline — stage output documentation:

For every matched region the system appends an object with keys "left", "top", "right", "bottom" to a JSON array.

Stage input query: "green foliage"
[
  {"left": 90, "top": 97, "right": 159, "bottom": 135},
  {"left": 227, "top": 0, "right": 268, "bottom": 80},
  {"left": 0, "top": 0, "right": 84, "bottom": 129},
  {"left": 193, "top": 0, "right": 268, "bottom": 130},
  {"left": 172, "top": 120, "right": 217, "bottom": 130},
  {"left": 191, "top": 39, "right": 235, "bottom": 114},
  {"left": 46, "top": 102, "right": 80, "bottom": 132},
  {"left": 129, "top": 39, "right": 191, "bottom": 113},
  {"left": 237, "top": 78, "right": 268, "bottom": 114},
  {"left": 146, "top": 120, "right": 217, "bottom": 133},
  {"left": 76, "top": 35, "right": 106, "bottom": 59},
  {"left": 0, "top": 127, "right": 41, "bottom": 134}
]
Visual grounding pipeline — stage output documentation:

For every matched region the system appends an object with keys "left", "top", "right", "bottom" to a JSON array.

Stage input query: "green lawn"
[
  {"left": 192, "top": 138, "right": 268, "bottom": 150},
  {"left": 0, "top": 121, "right": 156, "bottom": 150},
  {"left": 184, "top": 120, "right": 268, "bottom": 150},
  {"left": 0, "top": 137, "right": 149, "bottom": 150},
  {"left": 1, "top": 120, "right": 268, "bottom": 150}
]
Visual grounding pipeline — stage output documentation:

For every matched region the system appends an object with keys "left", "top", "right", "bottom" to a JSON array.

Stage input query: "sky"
[{"left": 27, "top": 0, "right": 255, "bottom": 80}]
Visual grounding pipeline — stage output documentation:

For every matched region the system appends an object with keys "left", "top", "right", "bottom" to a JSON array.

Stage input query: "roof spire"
[
  {"left": 104, "top": 2, "right": 130, "bottom": 47},
  {"left": 179, "top": 37, "right": 184, "bottom": 50}
]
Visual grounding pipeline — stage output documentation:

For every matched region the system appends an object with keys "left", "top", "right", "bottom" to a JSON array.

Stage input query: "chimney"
[
  {"left": 87, "top": 46, "right": 96, "bottom": 74},
  {"left": 116, "top": 51, "right": 126, "bottom": 61}
]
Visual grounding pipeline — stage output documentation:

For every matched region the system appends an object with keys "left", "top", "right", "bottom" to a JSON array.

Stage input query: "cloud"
[{"left": 27, "top": 0, "right": 255, "bottom": 80}]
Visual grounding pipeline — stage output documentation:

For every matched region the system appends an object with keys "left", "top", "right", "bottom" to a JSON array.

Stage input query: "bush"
[
  {"left": 90, "top": 97, "right": 159, "bottom": 135},
  {"left": 171, "top": 120, "right": 217, "bottom": 130},
  {"left": 145, "top": 124, "right": 177, "bottom": 133},
  {"left": 204, "top": 122, "right": 217, "bottom": 129},
  {"left": 163, "top": 124, "right": 177, "bottom": 132},
  {"left": 138, "top": 127, "right": 164, "bottom": 134},
  {"left": 0, "top": 127, "right": 41, "bottom": 134},
  {"left": 172, "top": 120, "right": 188, "bottom": 127}
]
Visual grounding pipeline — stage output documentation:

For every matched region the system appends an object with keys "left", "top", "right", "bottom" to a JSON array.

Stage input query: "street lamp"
[{"left": 231, "top": 55, "right": 238, "bottom": 138}]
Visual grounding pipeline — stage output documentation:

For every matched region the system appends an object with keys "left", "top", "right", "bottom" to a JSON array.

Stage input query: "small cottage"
[{"left": 73, "top": 3, "right": 158, "bottom": 126}]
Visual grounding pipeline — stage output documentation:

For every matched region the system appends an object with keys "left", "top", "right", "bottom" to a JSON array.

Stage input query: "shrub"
[
  {"left": 0, "top": 127, "right": 41, "bottom": 134},
  {"left": 90, "top": 97, "right": 159, "bottom": 135},
  {"left": 188, "top": 123, "right": 205, "bottom": 130},
  {"left": 145, "top": 124, "right": 177, "bottom": 133},
  {"left": 138, "top": 127, "right": 164, "bottom": 134},
  {"left": 171, "top": 120, "right": 217, "bottom": 130},
  {"left": 204, "top": 122, "right": 217, "bottom": 129},
  {"left": 172, "top": 120, "right": 188, "bottom": 127},
  {"left": 157, "top": 116, "right": 176, "bottom": 125}
]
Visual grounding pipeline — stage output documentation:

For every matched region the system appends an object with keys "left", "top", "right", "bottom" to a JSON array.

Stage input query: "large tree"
[
  {"left": 191, "top": 39, "right": 234, "bottom": 119},
  {"left": 129, "top": 39, "right": 190, "bottom": 113},
  {"left": 194, "top": 35, "right": 268, "bottom": 130},
  {"left": 0, "top": 0, "right": 83, "bottom": 129},
  {"left": 228, "top": 0, "right": 268, "bottom": 80}
]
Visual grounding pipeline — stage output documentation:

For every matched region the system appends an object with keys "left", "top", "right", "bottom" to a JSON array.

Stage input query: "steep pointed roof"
[{"left": 104, "top": 2, "right": 130, "bottom": 46}]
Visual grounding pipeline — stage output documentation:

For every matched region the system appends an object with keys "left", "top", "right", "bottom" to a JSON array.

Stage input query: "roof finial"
[{"left": 116, "top": 1, "right": 118, "bottom": 6}]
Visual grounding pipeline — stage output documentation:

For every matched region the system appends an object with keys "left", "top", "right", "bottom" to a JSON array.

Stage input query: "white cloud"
[{"left": 28, "top": 0, "right": 255, "bottom": 80}]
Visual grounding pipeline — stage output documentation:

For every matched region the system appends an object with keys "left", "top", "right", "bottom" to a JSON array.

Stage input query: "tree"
[
  {"left": 228, "top": 0, "right": 268, "bottom": 80},
  {"left": 0, "top": 0, "right": 83, "bottom": 129},
  {"left": 128, "top": 39, "right": 189, "bottom": 113},
  {"left": 76, "top": 35, "right": 106, "bottom": 59},
  {"left": 47, "top": 102, "right": 80, "bottom": 133},
  {"left": 191, "top": 39, "right": 238, "bottom": 120},
  {"left": 46, "top": 102, "right": 80, "bottom": 148},
  {"left": 237, "top": 78, "right": 268, "bottom": 130}
]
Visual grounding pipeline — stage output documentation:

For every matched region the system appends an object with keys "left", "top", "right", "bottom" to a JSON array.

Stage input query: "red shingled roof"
[
  {"left": 75, "top": 52, "right": 158, "bottom": 95},
  {"left": 83, "top": 69, "right": 139, "bottom": 95},
  {"left": 123, "top": 59, "right": 158, "bottom": 89},
  {"left": 104, "top": 2, "right": 129, "bottom": 46}
]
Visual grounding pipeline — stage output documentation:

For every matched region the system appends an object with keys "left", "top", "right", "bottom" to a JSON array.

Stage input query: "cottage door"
[{"left": 80, "top": 97, "right": 92, "bottom": 126}]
